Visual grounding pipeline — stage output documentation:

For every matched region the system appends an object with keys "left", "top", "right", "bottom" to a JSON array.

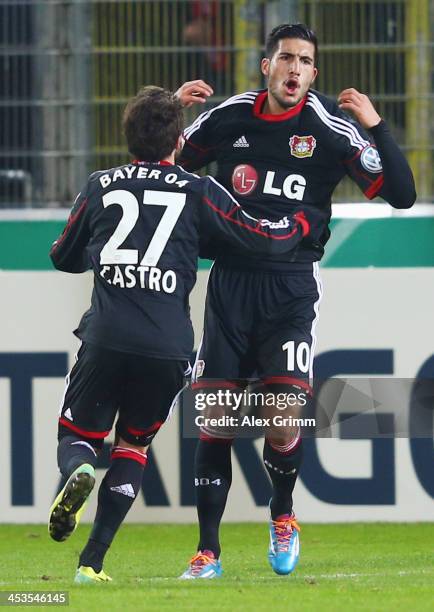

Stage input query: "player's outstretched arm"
[
  {"left": 175, "top": 80, "right": 214, "bottom": 107},
  {"left": 338, "top": 88, "right": 416, "bottom": 208},
  {"left": 197, "top": 176, "right": 325, "bottom": 255},
  {"left": 50, "top": 189, "right": 91, "bottom": 273}
]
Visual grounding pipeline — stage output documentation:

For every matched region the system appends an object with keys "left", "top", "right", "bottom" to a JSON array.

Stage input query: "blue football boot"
[
  {"left": 179, "top": 550, "right": 223, "bottom": 579},
  {"left": 268, "top": 511, "right": 300, "bottom": 575}
]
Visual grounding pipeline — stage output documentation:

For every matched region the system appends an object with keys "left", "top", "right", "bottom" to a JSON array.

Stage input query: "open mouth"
[{"left": 285, "top": 79, "right": 299, "bottom": 95}]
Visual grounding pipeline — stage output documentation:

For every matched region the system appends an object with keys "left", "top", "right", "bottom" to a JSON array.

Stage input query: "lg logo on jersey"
[{"left": 232, "top": 165, "right": 306, "bottom": 201}]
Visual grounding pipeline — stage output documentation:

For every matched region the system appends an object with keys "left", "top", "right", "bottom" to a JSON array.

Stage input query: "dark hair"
[
  {"left": 122, "top": 86, "right": 184, "bottom": 161},
  {"left": 265, "top": 23, "right": 318, "bottom": 64}
]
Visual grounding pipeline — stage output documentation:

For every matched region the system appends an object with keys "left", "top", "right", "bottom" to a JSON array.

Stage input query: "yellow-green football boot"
[
  {"left": 49, "top": 463, "right": 95, "bottom": 542},
  {"left": 74, "top": 566, "right": 112, "bottom": 584}
]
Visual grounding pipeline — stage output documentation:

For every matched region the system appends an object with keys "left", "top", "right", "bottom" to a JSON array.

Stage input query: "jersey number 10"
[{"left": 282, "top": 340, "right": 310, "bottom": 374}]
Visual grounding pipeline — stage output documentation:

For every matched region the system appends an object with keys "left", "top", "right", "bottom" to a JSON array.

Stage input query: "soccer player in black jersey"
[
  {"left": 175, "top": 23, "right": 416, "bottom": 578},
  {"left": 47, "top": 85, "right": 324, "bottom": 583}
]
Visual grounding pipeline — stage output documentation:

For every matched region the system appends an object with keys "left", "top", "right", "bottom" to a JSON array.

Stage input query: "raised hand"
[
  {"left": 338, "top": 88, "right": 381, "bottom": 129},
  {"left": 175, "top": 80, "right": 214, "bottom": 108}
]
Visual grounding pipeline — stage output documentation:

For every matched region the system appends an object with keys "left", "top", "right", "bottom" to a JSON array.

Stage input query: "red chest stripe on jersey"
[
  {"left": 203, "top": 196, "right": 299, "bottom": 240},
  {"left": 293, "top": 211, "right": 310, "bottom": 237},
  {"left": 226, "top": 205, "right": 240, "bottom": 218},
  {"left": 50, "top": 198, "right": 87, "bottom": 253},
  {"left": 253, "top": 91, "right": 307, "bottom": 121},
  {"left": 59, "top": 417, "right": 110, "bottom": 439},
  {"left": 364, "top": 174, "right": 384, "bottom": 199}
]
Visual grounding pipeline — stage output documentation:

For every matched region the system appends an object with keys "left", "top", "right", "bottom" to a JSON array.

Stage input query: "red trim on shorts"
[
  {"left": 261, "top": 376, "right": 312, "bottom": 394},
  {"left": 111, "top": 448, "right": 148, "bottom": 465},
  {"left": 192, "top": 380, "right": 244, "bottom": 390},
  {"left": 59, "top": 418, "right": 110, "bottom": 439},
  {"left": 127, "top": 421, "right": 163, "bottom": 437},
  {"left": 199, "top": 432, "right": 234, "bottom": 445}
]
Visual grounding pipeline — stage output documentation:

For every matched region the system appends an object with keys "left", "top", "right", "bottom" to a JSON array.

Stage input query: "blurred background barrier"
[{"left": 1, "top": 0, "right": 433, "bottom": 207}]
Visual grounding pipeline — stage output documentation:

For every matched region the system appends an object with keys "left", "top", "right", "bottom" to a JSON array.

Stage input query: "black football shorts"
[
  {"left": 58, "top": 341, "right": 189, "bottom": 447},
  {"left": 193, "top": 260, "right": 322, "bottom": 387}
]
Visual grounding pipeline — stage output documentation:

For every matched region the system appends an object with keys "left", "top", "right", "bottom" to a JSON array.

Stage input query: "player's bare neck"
[{"left": 264, "top": 94, "right": 291, "bottom": 115}]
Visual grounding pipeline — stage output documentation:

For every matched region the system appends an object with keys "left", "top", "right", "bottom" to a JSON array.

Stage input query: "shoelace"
[
  {"left": 189, "top": 552, "right": 215, "bottom": 575},
  {"left": 272, "top": 516, "right": 301, "bottom": 552}
]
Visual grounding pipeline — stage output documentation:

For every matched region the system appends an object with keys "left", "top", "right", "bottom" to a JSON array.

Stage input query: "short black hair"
[
  {"left": 122, "top": 86, "right": 183, "bottom": 162},
  {"left": 265, "top": 23, "right": 318, "bottom": 64}
]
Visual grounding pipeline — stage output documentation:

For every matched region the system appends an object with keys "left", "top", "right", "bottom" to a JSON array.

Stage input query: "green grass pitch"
[{"left": 1, "top": 523, "right": 433, "bottom": 611}]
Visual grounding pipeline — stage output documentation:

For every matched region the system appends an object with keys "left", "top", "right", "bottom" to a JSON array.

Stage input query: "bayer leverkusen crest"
[{"left": 290, "top": 135, "right": 317, "bottom": 158}]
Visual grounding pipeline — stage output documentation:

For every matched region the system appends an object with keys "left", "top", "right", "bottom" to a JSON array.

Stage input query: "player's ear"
[
  {"left": 311, "top": 67, "right": 318, "bottom": 84},
  {"left": 261, "top": 57, "right": 270, "bottom": 78}
]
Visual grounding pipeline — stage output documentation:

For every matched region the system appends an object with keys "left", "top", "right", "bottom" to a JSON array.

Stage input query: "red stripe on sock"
[
  {"left": 267, "top": 435, "right": 302, "bottom": 455},
  {"left": 111, "top": 449, "right": 147, "bottom": 466}
]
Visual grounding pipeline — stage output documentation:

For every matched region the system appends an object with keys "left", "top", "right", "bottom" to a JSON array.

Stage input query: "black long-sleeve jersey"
[
  {"left": 180, "top": 88, "right": 416, "bottom": 265},
  {"left": 50, "top": 161, "right": 319, "bottom": 359}
]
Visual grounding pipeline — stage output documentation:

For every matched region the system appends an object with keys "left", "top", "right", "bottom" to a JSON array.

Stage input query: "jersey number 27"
[{"left": 100, "top": 189, "right": 186, "bottom": 266}]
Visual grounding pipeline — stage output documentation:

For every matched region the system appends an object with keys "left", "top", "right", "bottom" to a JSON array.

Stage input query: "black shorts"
[
  {"left": 193, "top": 260, "right": 322, "bottom": 386},
  {"left": 58, "top": 342, "right": 189, "bottom": 447}
]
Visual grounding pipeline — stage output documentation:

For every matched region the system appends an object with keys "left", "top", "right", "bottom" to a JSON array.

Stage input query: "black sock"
[
  {"left": 195, "top": 438, "right": 232, "bottom": 558},
  {"left": 263, "top": 438, "right": 303, "bottom": 520},
  {"left": 57, "top": 435, "right": 98, "bottom": 478},
  {"left": 77, "top": 539, "right": 109, "bottom": 574},
  {"left": 79, "top": 447, "right": 146, "bottom": 572}
]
